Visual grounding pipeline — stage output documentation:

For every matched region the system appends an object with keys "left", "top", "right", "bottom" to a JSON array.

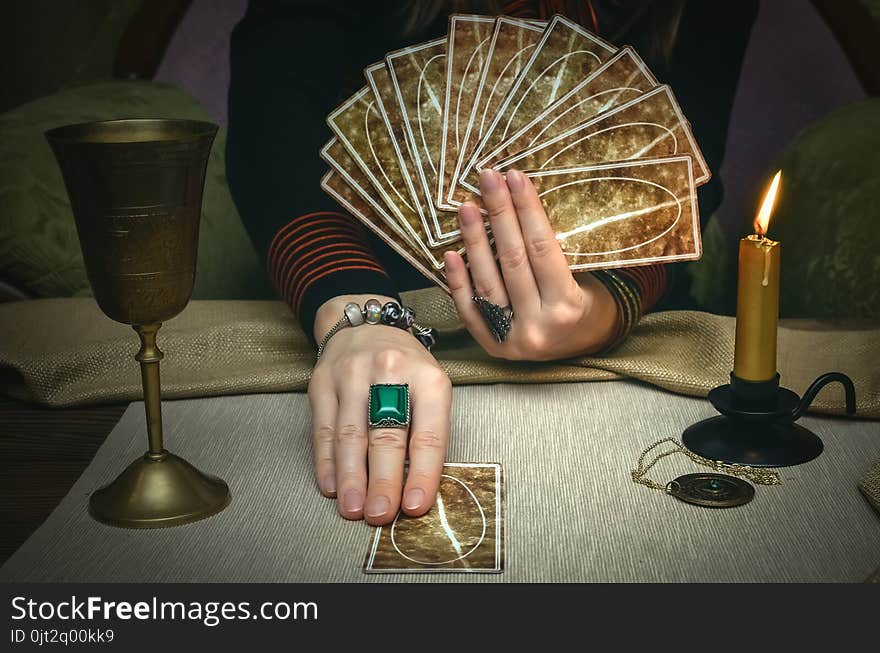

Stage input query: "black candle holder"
[{"left": 682, "top": 372, "right": 857, "bottom": 467}]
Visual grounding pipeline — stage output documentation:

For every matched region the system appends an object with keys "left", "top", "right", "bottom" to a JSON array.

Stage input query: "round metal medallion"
[{"left": 667, "top": 473, "right": 754, "bottom": 508}]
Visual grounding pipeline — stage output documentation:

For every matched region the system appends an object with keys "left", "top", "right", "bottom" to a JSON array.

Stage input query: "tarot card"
[
  {"left": 525, "top": 156, "right": 701, "bottom": 270},
  {"left": 364, "top": 463, "right": 504, "bottom": 573},
  {"left": 461, "top": 14, "right": 617, "bottom": 186},
  {"left": 495, "top": 85, "right": 711, "bottom": 185},
  {"left": 320, "top": 137, "right": 464, "bottom": 272},
  {"left": 447, "top": 16, "right": 546, "bottom": 211},
  {"left": 326, "top": 86, "right": 422, "bottom": 239},
  {"left": 320, "top": 137, "right": 423, "bottom": 256},
  {"left": 437, "top": 14, "right": 496, "bottom": 211},
  {"left": 320, "top": 167, "right": 450, "bottom": 293},
  {"left": 471, "top": 46, "right": 658, "bottom": 182},
  {"left": 365, "top": 61, "right": 452, "bottom": 253},
  {"left": 387, "top": 37, "right": 463, "bottom": 243}
]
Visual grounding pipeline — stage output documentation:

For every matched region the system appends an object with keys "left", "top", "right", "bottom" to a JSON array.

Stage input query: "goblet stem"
[
  {"left": 86, "top": 320, "right": 231, "bottom": 528},
  {"left": 134, "top": 323, "right": 166, "bottom": 460}
]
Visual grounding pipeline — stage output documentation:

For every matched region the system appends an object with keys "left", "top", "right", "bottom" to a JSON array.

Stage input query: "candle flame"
[{"left": 754, "top": 170, "right": 782, "bottom": 236}]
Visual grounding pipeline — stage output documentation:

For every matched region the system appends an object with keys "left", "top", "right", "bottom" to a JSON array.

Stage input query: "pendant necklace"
[{"left": 631, "top": 438, "right": 780, "bottom": 508}]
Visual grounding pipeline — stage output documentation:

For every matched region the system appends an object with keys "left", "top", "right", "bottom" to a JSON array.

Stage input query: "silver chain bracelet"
[{"left": 315, "top": 298, "right": 438, "bottom": 360}]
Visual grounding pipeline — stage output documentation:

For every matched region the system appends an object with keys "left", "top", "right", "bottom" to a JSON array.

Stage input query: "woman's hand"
[
  {"left": 444, "top": 169, "right": 621, "bottom": 361},
  {"left": 308, "top": 294, "right": 451, "bottom": 525}
]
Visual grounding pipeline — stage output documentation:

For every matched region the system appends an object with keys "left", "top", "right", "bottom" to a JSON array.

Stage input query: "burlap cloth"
[
  {"left": 1, "top": 289, "right": 878, "bottom": 519},
  {"left": 1, "top": 288, "right": 876, "bottom": 413}
]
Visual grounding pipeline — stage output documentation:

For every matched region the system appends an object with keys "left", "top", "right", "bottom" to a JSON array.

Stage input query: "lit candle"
[{"left": 733, "top": 171, "right": 782, "bottom": 382}]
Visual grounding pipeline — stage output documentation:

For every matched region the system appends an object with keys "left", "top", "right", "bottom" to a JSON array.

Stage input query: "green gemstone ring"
[{"left": 368, "top": 383, "right": 410, "bottom": 429}]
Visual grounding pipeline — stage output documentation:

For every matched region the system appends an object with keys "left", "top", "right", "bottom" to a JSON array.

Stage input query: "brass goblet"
[{"left": 46, "top": 119, "right": 231, "bottom": 528}]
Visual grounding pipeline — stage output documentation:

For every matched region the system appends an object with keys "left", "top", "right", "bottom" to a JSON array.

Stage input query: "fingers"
[
  {"left": 333, "top": 357, "right": 371, "bottom": 520},
  {"left": 308, "top": 368, "right": 338, "bottom": 497},
  {"left": 479, "top": 168, "right": 539, "bottom": 311},
  {"left": 365, "top": 423, "right": 407, "bottom": 525},
  {"left": 364, "top": 351, "right": 410, "bottom": 526},
  {"left": 457, "top": 201, "right": 507, "bottom": 307},
  {"left": 506, "top": 169, "right": 576, "bottom": 305},
  {"left": 313, "top": 333, "right": 453, "bottom": 526},
  {"left": 403, "top": 368, "right": 452, "bottom": 517},
  {"left": 444, "top": 250, "right": 504, "bottom": 352}
]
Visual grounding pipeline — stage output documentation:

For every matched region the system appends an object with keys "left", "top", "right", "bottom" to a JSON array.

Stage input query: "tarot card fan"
[{"left": 321, "top": 13, "right": 710, "bottom": 287}]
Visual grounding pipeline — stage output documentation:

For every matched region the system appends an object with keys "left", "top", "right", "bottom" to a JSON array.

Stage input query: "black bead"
[
  {"left": 380, "top": 301, "right": 403, "bottom": 326},
  {"left": 396, "top": 307, "right": 415, "bottom": 329},
  {"left": 414, "top": 327, "right": 438, "bottom": 349}
]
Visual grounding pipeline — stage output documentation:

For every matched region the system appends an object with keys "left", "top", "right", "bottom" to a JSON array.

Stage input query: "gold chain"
[{"left": 631, "top": 437, "right": 781, "bottom": 493}]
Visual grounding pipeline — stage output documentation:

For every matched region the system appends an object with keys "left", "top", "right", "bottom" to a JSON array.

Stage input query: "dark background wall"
[
  {"left": 0, "top": 0, "right": 141, "bottom": 112},
  {"left": 1, "top": 0, "right": 871, "bottom": 255}
]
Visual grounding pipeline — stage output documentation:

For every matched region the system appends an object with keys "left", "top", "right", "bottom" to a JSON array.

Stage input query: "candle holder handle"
[
  {"left": 791, "top": 372, "right": 856, "bottom": 421},
  {"left": 682, "top": 370, "right": 858, "bottom": 468}
]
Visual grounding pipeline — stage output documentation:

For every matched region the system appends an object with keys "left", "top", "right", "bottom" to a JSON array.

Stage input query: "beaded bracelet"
[{"left": 315, "top": 298, "right": 439, "bottom": 360}]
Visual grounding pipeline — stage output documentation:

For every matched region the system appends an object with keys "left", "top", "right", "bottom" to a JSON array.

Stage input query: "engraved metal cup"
[{"left": 46, "top": 119, "right": 231, "bottom": 528}]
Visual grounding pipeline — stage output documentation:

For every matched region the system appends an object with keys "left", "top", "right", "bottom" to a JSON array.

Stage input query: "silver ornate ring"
[{"left": 472, "top": 295, "right": 514, "bottom": 342}]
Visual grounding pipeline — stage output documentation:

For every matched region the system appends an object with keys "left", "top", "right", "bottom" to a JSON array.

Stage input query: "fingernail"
[
  {"left": 365, "top": 495, "right": 390, "bottom": 518},
  {"left": 506, "top": 169, "right": 524, "bottom": 192},
  {"left": 480, "top": 168, "right": 500, "bottom": 192},
  {"left": 342, "top": 489, "right": 362, "bottom": 513},
  {"left": 322, "top": 475, "right": 336, "bottom": 495},
  {"left": 403, "top": 488, "right": 424, "bottom": 511}
]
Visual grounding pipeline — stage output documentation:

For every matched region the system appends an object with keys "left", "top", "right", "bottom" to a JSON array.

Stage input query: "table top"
[{"left": 2, "top": 380, "right": 879, "bottom": 582}]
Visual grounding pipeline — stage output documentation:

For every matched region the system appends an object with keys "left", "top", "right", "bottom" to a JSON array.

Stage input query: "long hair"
[{"left": 399, "top": 0, "right": 684, "bottom": 63}]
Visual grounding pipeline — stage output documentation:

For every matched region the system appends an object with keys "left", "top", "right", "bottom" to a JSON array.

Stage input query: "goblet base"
[{"left": 89, "top": 451, "right": 230, "bottom": 528}]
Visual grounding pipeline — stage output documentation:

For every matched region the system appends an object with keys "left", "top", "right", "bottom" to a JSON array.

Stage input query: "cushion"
[
  {"left": 0, "top": 80, "right": 272, "bottom": 300},
  {"left": 689, "top": 99, "right": 880, "bottom": 319},
  {"left": 772, "top": 98, "right": 880, "bottom": 319}
]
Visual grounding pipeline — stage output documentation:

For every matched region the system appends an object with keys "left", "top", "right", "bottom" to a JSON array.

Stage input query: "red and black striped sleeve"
[
  {"left": 616, "top": 264, "right": 667, "bottom": 315},
  {"left": 266, "top": 211, "right": 399, "bottom": 336},
  {"left": 592, "top": 264, "right": 668, "bottom": 352}
]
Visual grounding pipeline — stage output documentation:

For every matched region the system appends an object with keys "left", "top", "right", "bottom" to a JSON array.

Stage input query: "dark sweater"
[{"left": 226, "top": 0, "right": 758, "bottom": 345}]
